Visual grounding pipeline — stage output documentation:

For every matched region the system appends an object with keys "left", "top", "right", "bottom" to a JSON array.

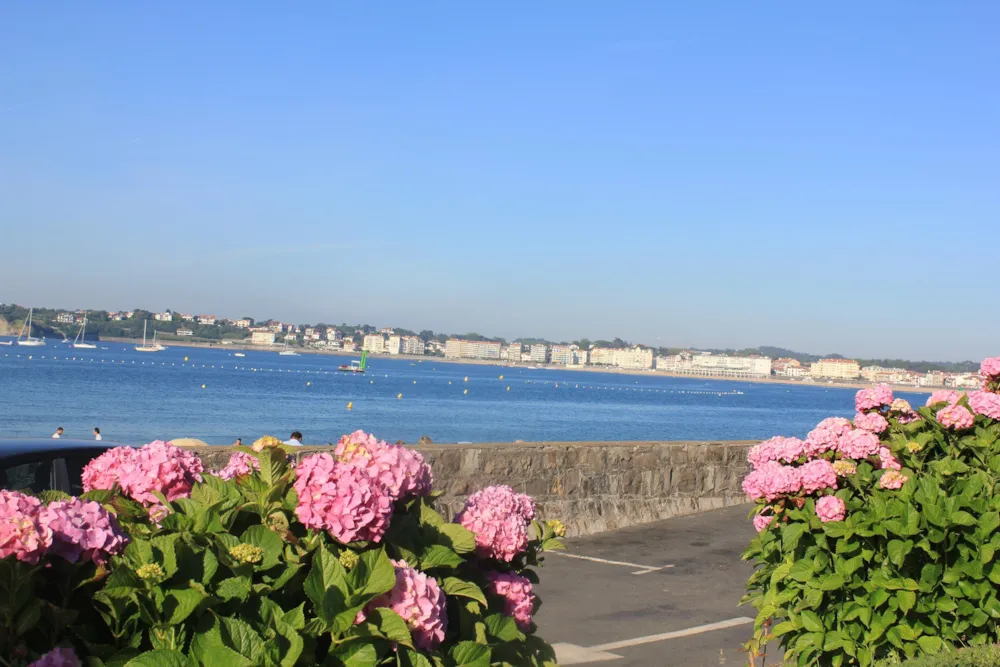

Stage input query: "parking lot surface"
[{"left": 534, "top": 504, "right": 761, "bottom": 666}]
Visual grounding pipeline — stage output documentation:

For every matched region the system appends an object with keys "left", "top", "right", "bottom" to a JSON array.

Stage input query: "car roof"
[{"left": 0, "top": 439, "right": 130, "bottom": 458}]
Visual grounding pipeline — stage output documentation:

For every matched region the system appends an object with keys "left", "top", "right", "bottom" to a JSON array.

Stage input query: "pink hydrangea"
[
  {"left": 799, "top": 459, "right": 838, "bottom": 495},
  {"left": 877, "top": 447, "right": 902, "bottom": 471},
  {"left": 896, "top": 410, "right": 922, "bottom": 425},
  {"left": 889, "top": 398, "right": 912, "bottom": 413},
  {"left": 926, "top": 390, "right": 962, "bottom": 407},
  {"left": 838, "top": 430, "right": 881, "bottom": 460},
  {"left": 747, "top": 437, "right": 805, "bottom": 469},
  {"left": 0, "top": 491, "right": 53, "bottom": 564},
  {"left": 487, "top": 571, "right": 536, "bottom": 630},
  {"left": 334, "top": 430, "right": 433, "bottom": 501},
  {"left": 363, "top": 560, "right": 447, "bottom": 650},
  {"left": 741, "top": 462, "right": 802, "bottom": 502},
  {"left": 853, "top": 412, "right": 889, "bottom": 434},
  {"left": 937, "top": 404, "right": 974, "bottom": 430},
  {"left": 81, "top": 446, "right": 138, "bottom": 493},
  {"left": 293, "top": 453, "right": 393, "bottom": 544},
  {"left": 804, "top": 417, "right": 853, "bottom": 457},
  {"left": 29, "top": 648, "right": 80, "bottom": 667},
  {"left": 879, "top": 470, "right": 909, "bottom": 490},
  {"left": 39, "top": 498, "right": 128, "bottom": 565},
  {"left": 752, "top": 514, "right": 774, "bottom": 532},
  {"left": 969, "top": 391, "right": 1000, "bottom": 420},
  {"left": 211, "top": 450, "right": 260, "bottom": 481},
  {"left": 456, "top": 486, "right": 535, "bottom": 562},
  {"left": 855, "top": 384, "right": 894, "bottom": 413},
  {"left": 981, "top": 357, "right": 1000, "bottom": 382},
  {"left": 815, "top": 496, "right": 846, "bottom": 523}
]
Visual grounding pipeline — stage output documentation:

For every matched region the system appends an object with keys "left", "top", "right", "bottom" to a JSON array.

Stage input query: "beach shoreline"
[{"left": 99, "top": 336, "right": 939, "bottom": 394}]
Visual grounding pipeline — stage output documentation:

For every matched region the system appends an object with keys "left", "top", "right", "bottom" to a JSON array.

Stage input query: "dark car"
[{"left": 0, "top": 439, "right": 122, "bottom": 495}]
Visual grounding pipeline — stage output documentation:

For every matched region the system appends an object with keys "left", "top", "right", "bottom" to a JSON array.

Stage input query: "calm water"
[{"left": 0, "top": 343, "right": 925, "bottom": 445}]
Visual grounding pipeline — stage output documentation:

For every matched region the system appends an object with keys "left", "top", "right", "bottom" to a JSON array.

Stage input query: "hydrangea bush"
[
  {"left": 742, "top": 357, "right": 1000, "bottom": 665},
  {"left": 1, "top": 430, "right": 564, "bottom": 666}
]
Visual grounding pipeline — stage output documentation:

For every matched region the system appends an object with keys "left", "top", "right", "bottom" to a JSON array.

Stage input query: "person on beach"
[
  {"left": 93, "top": 427, "right": 102, "bottom": 441},
  {"left": 234, "top": 437, "right": 243, "bottom": 446},
  {"left": 52, "top": 427, "right": 64, "bottom": 439},
  {"left": 284, "top": 431, "right": 303, "bottom": 446}
]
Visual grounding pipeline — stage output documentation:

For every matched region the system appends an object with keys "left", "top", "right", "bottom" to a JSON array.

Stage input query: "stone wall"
[{"left": 192, "top": 440, "right": 755, "bottom": 537}]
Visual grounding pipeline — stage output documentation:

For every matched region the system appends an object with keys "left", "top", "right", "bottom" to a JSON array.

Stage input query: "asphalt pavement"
[{"left": 533, "top": 504, "right": 763, "bottom": 666}]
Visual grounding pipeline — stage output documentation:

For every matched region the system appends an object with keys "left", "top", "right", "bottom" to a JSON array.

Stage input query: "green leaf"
[
  {"left": 400, "top": 648, "right": 433, "bottom": 667},
  {"left": 162, "top": 587, "right": 207, "bottom": 625},
  {"left": 219, "top": 616, "right": 266, "bottom": 660},
  {"left": 917, "top": 636, "right": 944, "bottom": 654},
  {"left": 240, "top": 525, "right": 284, "bottom": 569},
  {"left": 897, "top": 590, "right": 916, "bottom": 615},
  {"left": 887, "top": 539, "right": 913, "bottom": 567},
  {"left": 438, "top": 523, "right": 477, "bottom": 554},
  {"left": 327, "top": 641, "right": 378, "bottom": 667},
  {"left": 788, "top": 559, "right": 815, "bottom": 582},
  {"left": 951, "top": 511, "right": 977, "bottom": 527},
  {"left": 352, "top": 548, "right": 397, "bottom": 598},
  {"left": 125, "top": 651, "right": 193, "bottom": 667},
  {"left": 441, "top": 577, "right": 487, "bottom": 606},
  {"left": 782, "top": 522, "right": 808, "bottom": 551},
  {"left": 450, "top": 641, "right": 491, "bottom": 667},
  {"left": 485, "top": 613, "right": 522, "bottom": 641},
  {"left": 366, "top": 608, "right": 414, "bottom": 648},
  {"left": 195, "top": 647, "right": 252, "bottom": 667},
  {"left": 420, "top": 544, "right": 464, "bottom": 569},
  {"left": 799, "top": 610, "right": 823, "bottom": 633},
  {"left": 304, "top": 547, "right": 348, "bottom": 611},
  {"left": 216, "top": 577, "right": 251, "bottom": 603},
  {"left": 817, "top": 574, "right": 845, "bottom": 591}
]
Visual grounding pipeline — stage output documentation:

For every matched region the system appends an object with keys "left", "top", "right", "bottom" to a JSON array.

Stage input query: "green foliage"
[
  {"left": 888, "top": 645, "right": 1000, "bottom": 667},
  {"left": 2, "top": 447, "right": 563, "bottom": 666},
  {"left": 743, "top": 401, "right": 1000, "bottom": 666}
]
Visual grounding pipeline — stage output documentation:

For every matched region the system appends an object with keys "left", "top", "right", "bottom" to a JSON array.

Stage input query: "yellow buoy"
[
  {"left": 555, "top": 383, "right": 559, "bottom": 388},
  {"left": 464, "top": 376, "right": 468, "bottom": 382},
  {"left": 506, "top": 386, "right": 510, "bottom": 391},
  {"left": 184, "top": 356, "right": 189, "bottom": 362},
  {"left": 463, "top": 389, "right": 468, "bottom": 395},
  {"left": 347, "top": 402, "right": 353, "bottom": 410},
  {"left": 397, "top": 393, "right": 403, "bottom": 399},
  {"left": 370, "top": 380, "right": 374, "bottom": 384},
  {"left": 307, "top": 381, "right": 311, "bottom": 386},
  {"left": 201, "top": 384, "right": 206, "bottom": 389},
  {"left": 499, "top": 374, "right": 504, "bottom": 380}
]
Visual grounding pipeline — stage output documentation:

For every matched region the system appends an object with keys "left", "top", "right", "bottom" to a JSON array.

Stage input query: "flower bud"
[{"left": 228, "top": 543, "right": 264, "bottom": 564}]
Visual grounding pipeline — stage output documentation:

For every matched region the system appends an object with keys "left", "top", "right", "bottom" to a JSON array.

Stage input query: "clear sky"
[{"left": 2, "top": 3, "right": 997, "bottom": 361}]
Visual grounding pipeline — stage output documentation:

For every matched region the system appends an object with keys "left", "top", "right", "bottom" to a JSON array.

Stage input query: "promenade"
[{"left": 535, "top": 504, "right": 761, "bottom": 666}]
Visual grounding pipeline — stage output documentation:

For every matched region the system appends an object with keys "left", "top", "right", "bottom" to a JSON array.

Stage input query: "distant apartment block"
[
  {"left": 198, "top": 315, "right": 217, "bottom": 325},
  {"left": 326, "top": 328, "right": 342, "bottom": 341},
  {"left": 251, "top": 330, "right": 276, "bottom": 346},
  {"left": 811, "top": 358, "right": 861, "bottom": 380},
  {"left": 56, "top": 312, "right": 75, "bottom": 324},
  {"left": 530, "top": 344, "right": 549, "bottom": 363},
  {"left": 921, "top": 371, "right": 947, "bottom": 387},
  {"left": 445, "top": 339, "right": 502, "bottom": 360},
  {"left": 153, "top": 312, "right": 173, "bottom": 322},
  {"left": 401, "top": 336, "right": 425, "bottom": 355},
  {"left": 176, "top": 328, "right": 195, "bottom": 337},
  {"left": 591, "top": 346, "right": 655, "bottom": 370},
  {"left": 503, "top": 343, "right": 522, "bottom": 362},
  {"left": 657, "top": 352, "right": 772, "bottom": 378},
  {"left": 386, "top": 335, "right": 402, "bottom": 355},
  {"left": 234, "top": 318, "right": 252, "bottom": 328},
  {"left": 550, "top": 345, "right": 574, "bottom": 365},
  {"left": 861, "top": 366, "right": 912, "bottom": 384},
  {"left": 266, "top": 321, "right": 284, "bottom": 333},
  {"left": 363, "top": 334, "right": 386, "bottom": 354},
  {"left": 947, "top": 373, "right": 982, "bottom": 389},
  {"left": 574, "top": 348, "right": 588, "bottom": 365}
]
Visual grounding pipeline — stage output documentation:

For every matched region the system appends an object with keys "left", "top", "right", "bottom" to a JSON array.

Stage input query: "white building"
[
  {"left": 921, "top": 371, "right": 946, "bottom": 387},
  {"left": 504, "top": 343, "right": 522, "bottom": 363},
  {"left": 326, "top": 328, "right": 342, "bottom": 341},
  {"left": 574, "top": 348, "right": 589, "bottom": 365},
  {"left": 591, "top": 346, "right": 654, "bottom": 370},
  {"left": 235, "top": 318, "right": 253, "bottom": 328},
  {"left": 550, "top": 345, "right": 574, "bottom": 365},
  {"left": 251, "top": 330, "right": 275, "bottom": 346},
  {"left": 176, "top": 328, "right": 195, "bottom": 337},
  {"left": 811, "top": 359, "right": 861, "bottom": 380},
  {"left": 386, "top": 335, "right": 402, "bottom": 355},
  {"left": 445, "top": 339, "right": 502, "bottom": 360},
  {"left": 363, "top": 334, "right": 386, "bottom": 354},
  {"left": 401, "top": 336, "right": 425, "bottom": 355},
  {"left": 530, "top": 344, "right": 549, "bottom": 363},
  {"left": 198, "top": 315, "right": 217, "bottom": 326},
  {"left": 153, "top": 312, "right": 173, "bottom": 322},
  {"left": 948, "top": 373, "right": 982, "bottom": 389},
  {"left": 656, "top": 352, "right": 772, "bottom": 378},
  {"left": 56, "top": 312, "right": 75, "bottom": 324}
]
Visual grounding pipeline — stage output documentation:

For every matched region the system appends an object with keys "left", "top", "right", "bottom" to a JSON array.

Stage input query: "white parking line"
[
  {"left": 591, "top": 617, "right": 755, "bottom": 651},
  {"left": 550, "top": 551, "right": 675, "bottom": 575}
]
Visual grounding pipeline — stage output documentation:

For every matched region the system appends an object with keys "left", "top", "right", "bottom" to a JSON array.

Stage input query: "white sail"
[
  {"left": 72, "top": 311, "right": 97, "bottom": 349},
  {"left": 16, "top": 308, "right": 46, "bottom": 347}
]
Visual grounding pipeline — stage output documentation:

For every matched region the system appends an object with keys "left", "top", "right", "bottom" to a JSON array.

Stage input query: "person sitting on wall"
[{"left": 284, "top": 431, "right": 303, "bottom": 446}]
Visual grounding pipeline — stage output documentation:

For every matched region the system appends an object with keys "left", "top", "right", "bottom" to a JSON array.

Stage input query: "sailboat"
[
  {"left": 72, "top": 312, "right": 97, "bottom": 349},
  {"left": 151, "top": 329, "right": 167, "bottom": 351},
  {"left": 135, "top": 321, "right": 160, "bottom": 352},
  {"left": 16, "top": 308, "right": 46, "bottom": 346},
  {"left": 338, "top": 350, "right": 368, "bottom": 373},
  {"left": 278, "top": 340, "right": 299, "bottom": 356}
]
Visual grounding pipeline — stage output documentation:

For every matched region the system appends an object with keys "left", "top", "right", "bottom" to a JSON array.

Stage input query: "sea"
[{"left": 0, "top": 342, "right": 926, "bottom": 445}]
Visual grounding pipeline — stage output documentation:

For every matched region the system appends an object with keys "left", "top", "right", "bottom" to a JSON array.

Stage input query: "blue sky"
[{"left": 2, "top": 3, "right": 997, "bottom": 361}]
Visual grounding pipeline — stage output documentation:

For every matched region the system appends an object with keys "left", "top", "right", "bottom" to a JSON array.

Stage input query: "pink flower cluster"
[
  {"left": 81, "top": 441, "right": 204, "bottom": 506},
  {"left": 926, "top": 390, "right": 962, "bottom": 407},
  {"left": 879, "top": 470, "right": 909, "bottom": 490},
  {"left": 815, "top": 496, "right": 845, "bottom": 523},
  {"left": 855, "top": 384, "right": 893, "bottom": 413},
  {"left": 363, "top": 560, "right": 447, "bottom": 650},
  {"left": 937, "top": 404, "right": 974, "bottom": 430},
  {"left": 747, "top": 437, "right": 805, "bottom": 469},
  {"left": 969, "top": 391, "right": 1000, "bottom": 420},
  {"left": 981, "top": 357, "right": 1000, "bottom": 389},
  {"left": 29, "top": 648, "right": 80, "bottom": 667},
  {"left": 0, "top": 491, "right": 52, "bottom": 563},
  {"left": 799, "top": 459, "right": 838, "bottom": 495},
  {"left": 456, "top": 485, "right": 535, "bottom": 562},
  {"left": 752, "top": 513, "right": 774, "bottom": 533},
  {"left": 877, "top": 447, "right": 902, "bottom": 471},
  {"left": 487, "top": 571, "right": 536, "bottom": 630},
  {"left": 293, "top": 453, "right": 393, "bottom": 544},
  {"left": 804, "top": 417, "right": 853, "bottom": 457},
  {"left": 742, "top": 462, "right": 803, "bottom": 502},
  {"left": 334, "top": 430, "right": 433, "bottom": 502},
  {"left": 41, "top": 498, "right": 128, "bottom": 565},
  {"left": 0, "top": 492, "right": 126, "bottom": 566},
  {"left": 211, "top": 450, "right": 260, "bottom": 481},
  {"left": 853, "top": 411, "right": 888, "bottom": 434},
  {"left": 838, "top": 430, "right": 881, "bottom": 460}
]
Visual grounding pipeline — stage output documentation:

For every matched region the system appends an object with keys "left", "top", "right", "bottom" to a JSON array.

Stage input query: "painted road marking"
[
  {"left": 550, "top": 551, "right": 675, "bottom": 575},
  {"left": 552, "top": 644, "right": 623, "bottom": 665}
]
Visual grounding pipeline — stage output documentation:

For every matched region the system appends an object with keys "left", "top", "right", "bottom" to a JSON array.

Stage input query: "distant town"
[{"left": 0, "top": 303, "right": 983, "bottom": 389}]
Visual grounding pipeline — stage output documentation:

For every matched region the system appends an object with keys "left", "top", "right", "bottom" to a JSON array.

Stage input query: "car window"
[
  {"left": 3, "top": 460, "right": 53, "bottom": 493},
  {"left": 62, "top": 454, "right": 97, "bottom": 496}
]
